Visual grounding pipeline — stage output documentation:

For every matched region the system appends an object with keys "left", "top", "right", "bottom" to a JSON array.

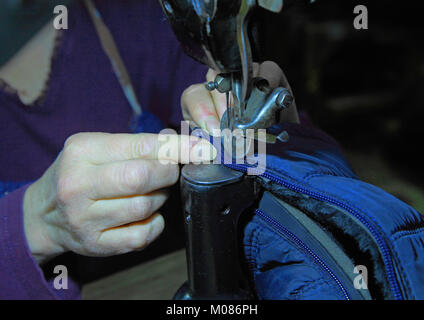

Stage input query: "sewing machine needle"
[{"left": 226, "top": 91, "right": 230, "bottom": 129}]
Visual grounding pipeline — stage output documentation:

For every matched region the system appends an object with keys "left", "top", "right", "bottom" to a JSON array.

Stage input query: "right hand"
[
  {"left": 181, "top": 61, "right": 300, "bottom": 134},
  {"left": 23, "top": 132, "right": 216, "bottom": 264}
]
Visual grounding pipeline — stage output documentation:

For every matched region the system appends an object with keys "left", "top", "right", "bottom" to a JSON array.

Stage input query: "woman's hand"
[
  {"left": 181, "top": 61, "right": 300, "bottom": 133},
  {"left": 23, "top": 132, "right": 216, "bottom": 264}
]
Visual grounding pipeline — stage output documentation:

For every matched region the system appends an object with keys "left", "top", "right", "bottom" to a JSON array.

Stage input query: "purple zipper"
[{"left": 255, "top": 208, "right": 351, "bottom": 300}]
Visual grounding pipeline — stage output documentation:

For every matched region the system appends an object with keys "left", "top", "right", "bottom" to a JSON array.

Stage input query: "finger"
[
  {"left": 89, "top": 159, "right": 179, "bottom": 199},
  {"left": 257, "top": 61, "right": 294, "bottom": 96},
  {"left": 257, "top": 61, "right": 284, "bottom": 89},
  {"left": 67, "top": 132, "right": 215, "bottom": 164},
  {"left": 252, "top": 62, "right": 260, "bottom": 77},
  {"left": 205, "top": 65, "right": 259, "bottom": 121},
  {"left": 88, "top": 190, "right": 168, "bottom": 228},
  {"left": 181, "top": 83, "right": 221, "bottom": 133},
  {"left": 192, "top": 62, "right": 287, "bottom": 131},
  {"left": 204, "top": 63, "right": 262, "bottom": 122},
  {"left": 97, "top": 213, "right": 165, "bottom": 254}
]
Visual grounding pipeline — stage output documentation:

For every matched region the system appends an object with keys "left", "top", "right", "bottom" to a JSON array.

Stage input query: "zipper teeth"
[
  {"left": 255, "top": 208, "right": 351, "bottom": 300},
  {"left": 225, "top": 163, "right": 403, "bottom": 300}
]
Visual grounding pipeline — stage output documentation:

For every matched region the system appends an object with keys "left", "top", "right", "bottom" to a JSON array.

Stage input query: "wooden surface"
[{"left": 82, "top": 249, "right": 187, "bottom": 300}]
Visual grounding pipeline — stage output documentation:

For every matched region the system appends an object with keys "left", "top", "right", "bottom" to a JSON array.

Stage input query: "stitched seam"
[
  {"left": 266, "top": 171, "right": 412, "bottom": 293},
  {"left": 266, "top": 169, "right": 411, "bottom": 294},
  {"left": 392, "top": 227, "right": 424, "bottom": 241},
  {"left": 250, "top": 223, "right": 264, "bottom": 293},
  {"left": 255, "top": 215, "right": 348, "bottom": 299},
  {"left": 250, "top": 223, "right": 262, "bottom": 276},
  {"left": 244, "top": 223, "right": 257, "bottom": 271},
  {"left": 291, "top": 278, "right": 335, "bottom": 299},
  {"left": 304, "top": 172, "right": 328, "bottom": 183}
]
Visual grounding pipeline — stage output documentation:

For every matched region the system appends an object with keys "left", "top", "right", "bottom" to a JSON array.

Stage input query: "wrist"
[{"left": 23, "top": 181, "right": 65, "bottom": 264}]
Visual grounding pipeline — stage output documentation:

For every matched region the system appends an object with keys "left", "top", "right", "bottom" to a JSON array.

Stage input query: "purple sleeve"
[{"left": 0, "top": 185, "right": 80, "bottom": 300}]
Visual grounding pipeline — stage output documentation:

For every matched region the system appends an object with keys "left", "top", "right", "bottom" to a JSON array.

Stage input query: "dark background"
[
  {"left": 263, "top": 0, "right": 424, "bottom": 212},
  {"left": 0, "top": 0, "right": 73, "bottom": 66}
]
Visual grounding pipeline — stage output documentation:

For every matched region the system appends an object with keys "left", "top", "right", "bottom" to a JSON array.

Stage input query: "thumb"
[{"left": 156, "top": 133, "right": 217, "bottom": 164}]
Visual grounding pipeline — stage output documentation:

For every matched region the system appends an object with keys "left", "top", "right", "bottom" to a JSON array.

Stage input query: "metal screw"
[
  {"left": 205, "top": 81, "right": 217, "bottom": 91},
  {"left": 277, "top": 130, "right": 290, "bottom": 143},
  {"left": 276, "top": 90, "right": 294, "bottom": 109},
  {"left": 214, "top": 74, "right": 231, "bottom": 93},
  {"left": 206, "top": 74, "right": 232, "bottom": 93}
]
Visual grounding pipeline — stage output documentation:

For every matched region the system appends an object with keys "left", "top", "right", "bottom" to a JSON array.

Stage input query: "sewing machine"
[{"left": 158, "top": 0, "right": 310, "bottom": 299}]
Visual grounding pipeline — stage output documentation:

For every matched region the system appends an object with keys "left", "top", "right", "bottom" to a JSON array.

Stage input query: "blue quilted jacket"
[{"left": 219, "top": 122, "right": 424, "bottom": 300}]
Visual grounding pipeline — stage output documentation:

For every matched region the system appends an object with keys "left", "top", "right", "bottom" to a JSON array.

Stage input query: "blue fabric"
[
  {"left": 244, "top": 215, "right": 348, "bottom": 300},
  {"left": 130, "top": 111, "right": 165, "bottom": 134},
  {"left": 0, "top": 181, "right": 29, "bottom": 199},
  {"left": 194, "top": 122, "right": 424, "bottom": 300},
  {"left": 250, "top": 123, "right": 424, "bottom": 300}
]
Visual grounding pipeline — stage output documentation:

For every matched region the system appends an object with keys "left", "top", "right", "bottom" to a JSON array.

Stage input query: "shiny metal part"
[
  {"left": 200, "top": 0, "right": 294, "bottom": 134},
  {"left": 159, "top": 0, "right": 297, "bottom": 134},
  {"left": 192, "top": 0, "right": 217, "bottom": 21},
  {"left": 158, "top": 0, "right": 310, "bottom": 302},
  {"left": 258, "top": 0, "right": 284, "bottom": 13},
  {"left": 205, "top": 74, "right": 232, "bottom": 93},
  {"left": 277, "top": 130, "right": 290, "bottom": 143},
  {"left": 221, "top": 84, "right": 293, "bottom": 131},
  {"left": 275, "top": 88, "right": 294, "bottom": 109},
  {"left": 206, "top": 73, "right": 294, "bottom": 132},
  {"left": 236, "top": 0, "right": 256, "bottom": 104}
]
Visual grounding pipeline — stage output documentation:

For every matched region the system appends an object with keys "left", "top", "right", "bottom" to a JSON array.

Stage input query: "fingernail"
[
  {"left": 210, "top": 128, "right": 222, "bottom": 137},
  {"left": 190, "top": 139, "right": 217, "bottom": 162},
  {"left": 146, "top": 215, "right": 164, "bottom": 244},
  {"left": 206, "top": 119, "right": 220, "bottom": 133},
  {"left": 189, "top": 136, "right": 201, "bottom": 149}
]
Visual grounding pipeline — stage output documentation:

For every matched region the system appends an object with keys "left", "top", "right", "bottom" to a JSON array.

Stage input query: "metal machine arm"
[{"left": 158, "top": 0, "right": 310, "bottom": 300}]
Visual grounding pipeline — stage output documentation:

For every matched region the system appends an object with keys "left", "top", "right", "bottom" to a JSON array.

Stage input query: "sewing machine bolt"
[
  {"left": 205, "top": 81, "right": 217, "bottom": 91},
  {"left": 277, "top": 130, "right": 290, "bottom": 143},
  {"left": 276, "top": 90, "right": 294, "bottom": 109},
  {"left": 205, "top": 74, "right": 232, "bottom": 93}
]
